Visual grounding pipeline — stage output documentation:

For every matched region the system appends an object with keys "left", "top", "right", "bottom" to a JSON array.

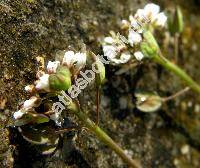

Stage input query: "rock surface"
[{"left": 0, "top": 0, "right": 200, "bottom": 167}]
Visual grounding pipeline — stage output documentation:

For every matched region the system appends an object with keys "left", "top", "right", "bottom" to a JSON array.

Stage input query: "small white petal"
[
  {"left": 23, "top": 96, "right": 40, "bottom": 109},
  {"left": 13, "top": 110, "right": 24, "bottom": 119},
  {"left": 134, "top": 51, "right": 144, "bottom": 61},
  {"left": 129, "top": 15, "right": 135, "bottom": 23},
  {"left": 62, "top": 51, "right": 75, "bottom": 67},
  {"left": 128, "top": 30, "right": 142, "bottom": 46},
  {"left": 35, "top": 74, "right": 50, "bottom": 92},
  {"left": 129, "top": 15, "right": 139, "bottom": 28},
  {"left": 47, "top": 61, "right": 60, "bottom": 73},
  {"left": 103, "top": 45, "right": 117, "bottom": 60},
  {"left": 104, "top": 37, "right": 114, "bottom": 44},
  {"left": 144, "top": 3, "right": 160, "bottom": 20},
  {"left": 134, "top": 9, "right": 146, "bottom": 21},
  {"left": 153, "top": 12, "right": 167, "bottom": 27},
  {"left": 73, "top": 52, "right": 87, "bottom": 70},
  {"left": 120, "top": 52, "right": 131, "bottom": 63},
  {"left": 129, "top": 16, "right": 143, "bottom": 33},
  {"left": 111, "top": 58, "right": 122, "bottom": 64}
]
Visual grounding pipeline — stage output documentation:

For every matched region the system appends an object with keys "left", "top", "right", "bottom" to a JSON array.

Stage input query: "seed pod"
[
  {"left": 49, "top": 66, "right": 71, "bottom": 91},
  {"left": 135, "top": 92, "right": 162, "bottom": 113},
  {"left": 168, "top": 6, "right": 184, "bottom": 35},
  {"left": 174, "top": 6, "right": 183, "bottom": 33},
  {"left": 95, "top": 60, "right": 105, "bottom": 87}
]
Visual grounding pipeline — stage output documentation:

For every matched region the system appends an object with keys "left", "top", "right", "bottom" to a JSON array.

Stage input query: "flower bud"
[
  {"left": 120, "top": 19, "right": 130, "bottom": 30},
  {"left": 24, "top": 85, "right": 35, "bottom": 93},
  {"left": 49, "top": 66, "right": 71, "bottom": 91},
  {"left": 140, "top": 30, "right": 159, "bottom": 58},
  {"left": 134, "top": 51, "right": 144, "bottom": 61}
]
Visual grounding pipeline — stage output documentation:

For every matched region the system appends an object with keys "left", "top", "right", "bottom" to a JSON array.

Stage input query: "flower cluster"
[
  {"left": 102, "top": 32, "right": 131, "bottom": 64},
  {"left": 134, "top": 3, "right": 167, "bottom": 27},
  {"left": 35, "top": 51, "right": 86, "bottom": 92},
  {"left": 13, "top": 50, "right": 87, "bottom": 125},
  {"left": 102, "top": 3, "right": 167, "bottom": 64}
]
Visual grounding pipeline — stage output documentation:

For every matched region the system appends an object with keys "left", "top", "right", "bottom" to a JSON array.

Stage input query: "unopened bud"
[{"left": 49, "top": 66, "right": 71, "bottom": 91}]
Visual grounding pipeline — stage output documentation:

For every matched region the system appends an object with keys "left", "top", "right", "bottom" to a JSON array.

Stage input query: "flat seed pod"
[
  {"left": 38, "top": 145, "right": 57, "bottom": 155},
  {"left": 18, "top": 125, "right": 59, "bottom": 145},
  {"left": 135, "top": 92, "right": 162, "bottom": 113},
  {"left": 14, "top": 112, "right": 49, "bottom": 126}
]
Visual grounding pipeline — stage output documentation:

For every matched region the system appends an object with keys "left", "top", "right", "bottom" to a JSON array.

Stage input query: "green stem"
[
  {"left": 174, "top": 33, "right": 179, "bottom": 63},
  {"left": 153, "top": 54, "right": 200, "bottom": 94},
  {"left": 70, "top": 104, "right": 141, "bottom": 168}
]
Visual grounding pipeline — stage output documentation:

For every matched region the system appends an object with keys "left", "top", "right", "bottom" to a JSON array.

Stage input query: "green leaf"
[
  {"left": 49, "top": 66, "right": 71, "bottom": 91},
  {"left": 18, "top": 125, "right": 59, "bottom": 145},
  {"left": 95, "top": 60, "right": 105, "bottom": 87},
  {"left": 135, "top": 92, "right": 162, "bottom": 113}
]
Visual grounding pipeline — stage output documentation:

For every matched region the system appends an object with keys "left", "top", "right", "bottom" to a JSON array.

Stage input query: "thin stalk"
[
  {"left": 153, "top": 54, "right": 200, "bottom": 94},
  {"left": 162, "top": 87, "right": 190, "bottom": 102},
  {"left": 96, "top": 87, "right": 100, "bottom": 125},
  {"left": 174, "top": 33, "right": 179, "bottom": 63},
  {"left": 70, "top": 103, "right": 141, "bottom": 168}
]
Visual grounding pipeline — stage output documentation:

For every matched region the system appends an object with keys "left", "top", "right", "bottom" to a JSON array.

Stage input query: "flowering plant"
[{"left": 12, "top": 3, "right": 200, "bottom": 168}]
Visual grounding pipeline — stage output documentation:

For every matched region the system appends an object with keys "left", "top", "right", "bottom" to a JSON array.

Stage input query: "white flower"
[
  {"left": 23, "top": 96, "right": 40, "bottom": 109},
  {"left": 103, "top": 45, "right": 117, "bottom": 60},
  {"left": 109, "top": 52, "right": 131, "bottom": 64},
  {"left": 133, "top": 3, "right": 167, "bottom": 29},
  {"left": 35, "top": 74, "right": 50, "bottom": 92},
  {"left": 73, "top": 52, "right": 87, "bottom": 71},
  {"left": 62, "top": 51, "right": 86, "bottom": 72},
  {"left": 47, "top": 61, "right": 60, "bottom": 74},
  {"left": 143, "top": 3, "right": 160, "bottom": 20},
  {"left": 13, "top": 110, "right": 24, "bottom": 119},
  {"left": 24, "top": 85, "right": 35, "bottom": 93},
  {"left": 104, "top": 37, "right": 114, "bottom": 44},
  {"left": 120, "top": 52, "right": 131, "bottom": 63},
  {"left": 128, "top": 30, "right": 142, "bottom": 46},
  {"left": 62, "top": 51, "right": 75, "bottom": 67},
  {"left": 134, "top": 51, "right": 144, "bottom": 61},
  {"left": 152, "top": 12, "right": 167, "bottom": 27}
]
